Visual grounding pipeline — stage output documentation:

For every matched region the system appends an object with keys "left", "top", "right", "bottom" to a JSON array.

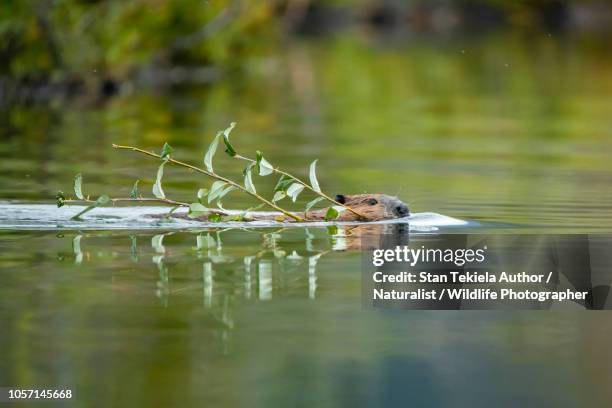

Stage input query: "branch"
[
  {"left": 65, "top": 197, "right": 232, "bottom": 215},
  {"left": 65, "top": 197, "right": 189, "bottom": 206},
  {"left": 111, "top": 144, "right": 304, "bottom": 222},
  {"left": 234, "top": 154, "right": 368, "bottom": 220}
]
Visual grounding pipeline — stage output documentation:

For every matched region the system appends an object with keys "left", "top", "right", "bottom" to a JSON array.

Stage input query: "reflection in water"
[
  {"left": 152, "top": 233, "right": 169, "bottom": 306},
  {"left": 129, "top": 234, "right": 139, "bottom": 262},
  {"left": 66, "top": 224, "right": 408, "bottom": 307},
  {"left": 65, "top": 224, "right": 410, "bottom": 351},
  {"left": 60, "top": 223, "right": 416, "bottom": 359},
  {"left": 244, "top": 255, "right": 254, "bottom": 299},
  {"left": 203, "top": 261, "right": 213, "bottom": 307},
  {"left": 72, "top": 235, "right": 83, "bottom": 265},
  {"left": 63, "top": 224, "right": 409, "bottom": 352},
  {"left": 309, "top": 254, "right": 321, "bottom": 300},
  {"left": 2, "top": 226, "right": 612, "bottom": 406}
]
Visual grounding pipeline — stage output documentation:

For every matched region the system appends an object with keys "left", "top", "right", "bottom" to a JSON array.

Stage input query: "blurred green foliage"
[
  {"left": 0, "top": 0, "right": 277, "bottom": 80},
  {"left": 3, "top": 0, "right": 612, "bottom": 84}
]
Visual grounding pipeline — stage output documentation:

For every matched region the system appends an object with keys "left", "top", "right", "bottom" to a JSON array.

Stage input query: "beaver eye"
[
  {"left": 335, "top": 194, "right": 346, "bottom": 204},
  {"left": 367, "top": 198, "right": 378, "bottom": 205}
]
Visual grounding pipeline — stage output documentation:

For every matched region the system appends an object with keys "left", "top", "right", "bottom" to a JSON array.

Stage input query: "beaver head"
[{"left": 335, "top": 194, "right": 410, "bottom": 221}]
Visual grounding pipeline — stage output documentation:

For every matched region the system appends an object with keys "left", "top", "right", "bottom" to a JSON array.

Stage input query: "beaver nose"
[{"left": 395, "top": 204, "right": 409, "bottom": 217}]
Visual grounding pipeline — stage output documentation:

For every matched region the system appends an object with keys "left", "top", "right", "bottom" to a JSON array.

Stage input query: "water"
[
  {"left": 0, "top": 203, "right": 466, "bottom": 230},
  {"left": 2, "top": 32, "right": 612, "bottom": 406}
]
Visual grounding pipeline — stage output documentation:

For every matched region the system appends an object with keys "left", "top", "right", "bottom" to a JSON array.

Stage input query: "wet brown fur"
[{"left": 301, "top": 194, "right": 409, "bottom": 222}]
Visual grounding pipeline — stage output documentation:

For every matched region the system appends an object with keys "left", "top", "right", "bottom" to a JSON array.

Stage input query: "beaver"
[
  {"left": 303, "top": 194, "right": 409, "bottom": 222},
  {"left": 330, "top": 222, "right": 411, "bottom": 251},
  {"left": 169, "top": 193, "right": 409, "bottom": 222}
]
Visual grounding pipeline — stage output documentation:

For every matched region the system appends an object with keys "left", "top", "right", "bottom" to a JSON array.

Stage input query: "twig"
[
  {"left": 112, "top": 144, "right": 304, "bottom": 222},
  {"left": 64, "top": 197, "right": 232, "bottom": 215},
  {"left": 65, "top": 197, "right": 189, "bottom": 206},
  {"left": 234, "top": 154, "right": 368, "bottom": 220}
]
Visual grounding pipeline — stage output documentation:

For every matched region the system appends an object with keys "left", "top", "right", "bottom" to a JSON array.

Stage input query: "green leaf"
[
  {"left": 272, "top": 191, "right": 286, "bottom": 203},
  {"left": 218, "top": 185, "right": 236, "bottom": 200},
  {"left": 256, "top": 151, "right": 274, "bottom": 176},
  {"left": 324, "top": 206, "right": 346, "bottom": 221},
  {"left": 204, "top": 132, "right": 221, "bottom": 172},
  {"left": 152, "top": 160, "right": 167, "bottom": 199},
  {"left": 305, "top": 196, "right": 325, "bottom": 213},
  {"left": 274, "top": 175, "right": 293, "bottom": 192},
  {"left": 286, "top": 182, "right": 304, "bottom": 202},
  {"left": 70, "top": 194, "right": 110, "bottom": 220},
  {"left": 188, "top": 209, "right": 207, "bottom": 218},
  {"left": 223, "top": 139, "right": 236, "bottom": 157},
  {"left": 216, "top": 185, "right": 236, "bottom": 210},
  {"left": 197, "top": 188, "right": 209, "bottom": 204},
  {"left": 242, "top": 162, "right": 256, "bottom": 176},
  {"left": 56, "top": 191, "right": 65, "bottom": 208},
  {"left": 244, "top": 167, "right": 256, "bottom": 194},
  {"left": 160, "top": 142, "right": 174, "bottom": 159},
  {"left": 188, "top": 202, "right": 209, "bottom": 218},
  {"left": 190, "top": 203, "right": 208, "bottom": 212},
  {"left": 222, "top": 122, "right": 237, "bottom": 157},
  {"left": 74, "top": 173, "right": 84, "bottom": 200},
  {"left": 208, "top": 181, "right": 228, "bottom": 203},
  {"left": 129, "top": 180, "right": 140, "bottom": 199},
  {"left": 309, "top": 160, "right": 321, "bottom": 192},
  {"left": 324, "top": 207, "right": 338, "bottom": 221},
  {"left": 208, "top": 213, "right": 223, "bottom": 222}
]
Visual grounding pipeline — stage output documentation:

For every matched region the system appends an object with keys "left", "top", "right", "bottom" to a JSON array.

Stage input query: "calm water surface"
[{"left": 2, "top": 32, "right": 612, "bottom": 406}]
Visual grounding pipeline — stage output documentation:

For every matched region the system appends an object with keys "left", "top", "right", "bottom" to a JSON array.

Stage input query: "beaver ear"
[{"left": 335, "top": 194, "right": 346, "bottom": 204}]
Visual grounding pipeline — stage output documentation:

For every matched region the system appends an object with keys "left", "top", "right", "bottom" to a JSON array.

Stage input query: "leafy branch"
[
  {"left": 233, "top": 153, "right": 367, "bottom": 220},
  {"left": 111, "top": 141, "right": 304, "bottom": 221},
  {"left": 57, "top": 176, "right": 224, "bottom": 221},
  {"left": 58, "top": 122, "right": 364, "bottom": 222}
]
